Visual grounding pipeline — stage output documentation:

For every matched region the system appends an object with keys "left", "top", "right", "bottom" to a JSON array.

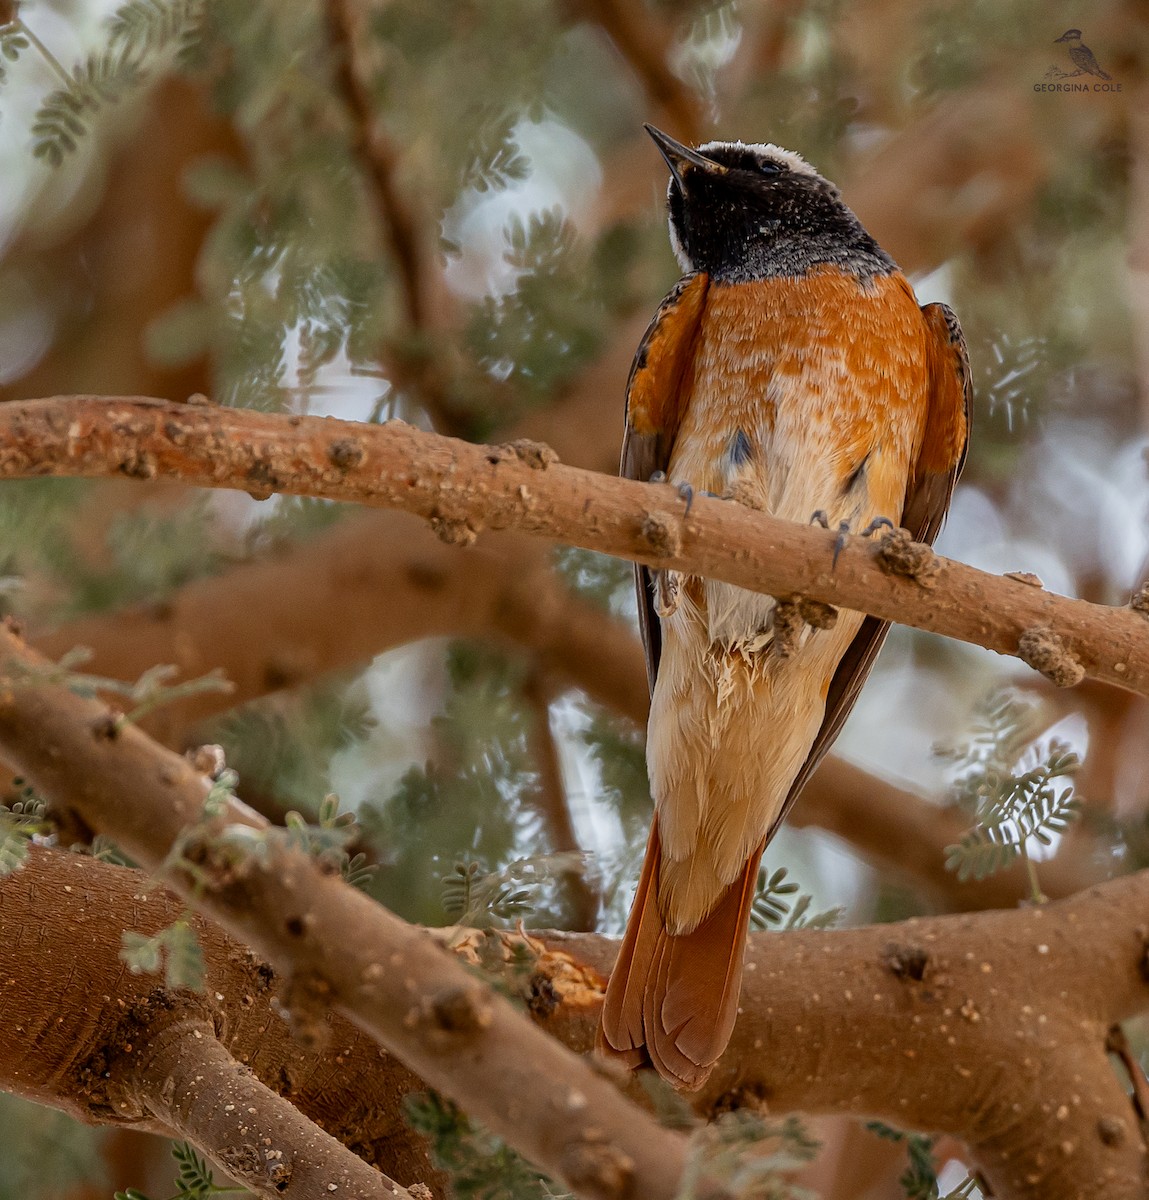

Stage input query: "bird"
[
  {"left": 598, "top": 126, "right": 971, "bottom": 1090},
  {"left": 1054, "top": 29, "right": 1111, "bottom": 79}
]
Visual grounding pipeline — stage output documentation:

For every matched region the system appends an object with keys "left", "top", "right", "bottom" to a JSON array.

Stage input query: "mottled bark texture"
[
  {"left": 0, "top": 395, "right": 1146, "bottom": 694},
  {"left": 0, "top": 849, "right": 435, "bottom": 1198},
  {"left": 6, "top": 839, "right": 1149, "bottom": 1199}
]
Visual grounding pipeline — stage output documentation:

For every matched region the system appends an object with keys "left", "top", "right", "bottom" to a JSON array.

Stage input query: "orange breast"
[{"left": 668, "top": 266, "right": 932, "bottom": 514}]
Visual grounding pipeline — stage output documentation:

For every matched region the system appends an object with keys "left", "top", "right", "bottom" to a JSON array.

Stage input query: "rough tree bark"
[
  {"left": 0, "top": 624, "right": 695, "bottom": 1200},
  {"left": 2, "top": 773, "right": 1147, "bottom": 1200},
  {"left": 0, "top": 468, "right": 1142, "bottom": 1196},
  {"left": 0, "top": 395, "right": 1146, "bottom": 694}
]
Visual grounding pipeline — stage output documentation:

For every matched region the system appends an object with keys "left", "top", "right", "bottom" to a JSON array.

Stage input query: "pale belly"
[{"left": 647, "top": 273, "right": 930, "bottom": 933}]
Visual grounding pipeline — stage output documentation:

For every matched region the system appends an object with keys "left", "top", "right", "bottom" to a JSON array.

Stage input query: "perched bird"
[
  {"left": 599, "top": 127, "right": 970, "bottom": 1089},
  {"left": 1054, "top": 29, "right": 1111, "bottom": 79}
]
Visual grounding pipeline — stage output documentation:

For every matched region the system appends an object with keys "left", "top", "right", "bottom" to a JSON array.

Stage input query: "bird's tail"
[{"left": 598, "top": 821, "right": 764, "bottom": 1090}]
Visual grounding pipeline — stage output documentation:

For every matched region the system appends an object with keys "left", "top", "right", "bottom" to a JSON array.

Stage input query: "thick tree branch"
[
  {"left": 7, "top": 827, "right": 1149, "bottom": 1199},
  {"left": 35, "top": 511, "right": 649, "bottom": 743},
  {"left": 545, "top": 871, "right": 1149, "bottom": 1198},
  {"left": 3, "top": 395, "right": 1147, "bottom": 695},
  {"left": 0, "top": 849, "right": 438, "bottom": 1194},
  {"left": 122, "top": 1020, "right": 401, "bottom": 1199},
  {"left": 0, "top": 624, "right": 693, "bottom": 1200}
]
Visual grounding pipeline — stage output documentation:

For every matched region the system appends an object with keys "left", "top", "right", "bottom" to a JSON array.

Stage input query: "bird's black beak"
[{"left": 643, "top": 124, "right": 727, "bottom": 187}]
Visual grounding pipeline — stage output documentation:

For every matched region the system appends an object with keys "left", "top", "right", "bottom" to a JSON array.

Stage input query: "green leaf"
[
  {"left": 121, "top": 929, "right": 165, "bottom": 975},
  {"left": 164, "top": 920, "right": 206, "bottom": 991}
]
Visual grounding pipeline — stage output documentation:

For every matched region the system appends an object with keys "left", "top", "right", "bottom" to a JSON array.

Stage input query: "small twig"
[
  {"left": 522, "top": 670, "right": 600, "bottom": 931},
  {"left": 1106, "top": 1024, "right": 1149, "bottom": 1140},
  {"left": 15, "top": 15, "right": 74, "bottom": 89},
  {"left": 1019, "top": 844, "right": 1047, "bottom": 906},
  {"left": 324, "top": 0, "right": 426, "bottom": 328}
]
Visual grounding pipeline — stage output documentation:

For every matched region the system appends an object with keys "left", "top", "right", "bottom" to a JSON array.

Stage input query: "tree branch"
[
  {"left": 325, "top": 0, "right": 431, "bottom": 333},
  {"left": 323, "top": 0, "right": 473, "bottom": 438},
  {"left": 522, "top": 670, "right": 601, "bottom": 931},
  {"left": 0, "top": 849, "right": 439, "bottom": 1195},
  {"left": 7, "top": 824, "right": 1149, "bottom": 1199},
  {"left": 3, "top": 395, "right": 1147, "bottom": 695},
  {"left": 123, "top": 1020, "right": 401, "bottom": 1199},
  {"left": 34, "top": 511, "right": 649, "bottom": 742},
  {"left": 571, "top": 0, "right": 702, "bottom": 144},
  {"left": 546, "top": 867, "right": 1149, "bottom": 1199},
  {"left": 0, "top": 624, "right": 693, "bottom": 1200}
]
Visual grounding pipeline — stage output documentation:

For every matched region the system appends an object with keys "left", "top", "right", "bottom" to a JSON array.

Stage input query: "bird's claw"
[
  {"left": 647, "top": 475, "right": 717, "bottom": 517},
  {"left": 859, "top": 516, "right": 895, "bottom": 538},
  {"left": 831, "top": 522, "right": 851, "bottom": 568},
  {"left": 812, "top": 511, "right": 876, "bottom": 569}
]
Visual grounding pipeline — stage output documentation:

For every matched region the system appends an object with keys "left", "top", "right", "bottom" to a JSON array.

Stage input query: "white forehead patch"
[{"left": 697, "top": 139, "right": 819, "bottom": 178}]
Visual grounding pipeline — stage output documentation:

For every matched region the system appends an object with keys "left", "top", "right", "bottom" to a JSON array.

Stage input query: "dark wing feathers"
[
  {"left": 768, "top": 301, "right": 972, "bottom": 834},
  {"left": 620, "top": 272, "right": 711, "bottom": 692}
]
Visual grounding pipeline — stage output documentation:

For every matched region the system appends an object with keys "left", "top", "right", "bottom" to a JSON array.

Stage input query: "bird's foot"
[
  {"left": 650, "top": 472, "right": 716, "bottom": 517},
  {"left": 858, "top": 516, "right": 895, "bottom": 539},
  {"left": 810, "top": 513, "right": 895, "bottom": 569},
  {"left": 810, "top": 511, "right": 852, "bottom": 568}
]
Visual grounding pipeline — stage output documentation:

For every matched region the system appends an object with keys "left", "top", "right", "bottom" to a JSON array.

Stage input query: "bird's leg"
[{"left": 654, "top": 570, "right": 681, "bottom": 618}]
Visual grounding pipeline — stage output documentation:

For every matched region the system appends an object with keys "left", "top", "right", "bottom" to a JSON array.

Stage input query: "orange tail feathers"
[{"left": 598, "top": 822, "right": 764, "bottom": 1090}]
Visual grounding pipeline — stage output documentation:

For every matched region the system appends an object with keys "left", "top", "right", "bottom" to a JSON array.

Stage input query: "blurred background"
[{"left": 0, "top": 0, "right": 1146, "bottom": 1196}]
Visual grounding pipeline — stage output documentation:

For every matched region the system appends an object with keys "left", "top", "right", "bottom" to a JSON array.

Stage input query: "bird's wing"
[
  {"left": 767, "top": 300, "right": 972, "bottom": 835},
  {"left": 620, "top": 271, "right": 711, "bottom": 693}
]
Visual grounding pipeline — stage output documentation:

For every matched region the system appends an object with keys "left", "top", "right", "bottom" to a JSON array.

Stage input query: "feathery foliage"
[
  {"left": 121, "top": 916, "right": 206, "bottom": 992},
  {"left": 0, "top": 646, "right": 232, "bottom": 730},
  {"left": 115, "top": 1140, "right": 251, "bottom": 1200},
  {"left": 210, "top": 678, "right": 374, "bottom": 815},
  {"left": 29, "top": 0, "right": 203, "bottom": 166},
  {"left": 284, "top": 792, "right": 378, "bottom": 891},
  {"left": 938, "top": 691, "right": 1081, "bottom": 896},
  {"left": 405, "top": 1092, "right": 567, "bottom": 1200},
  {"left": 0, "top": 781, "right": 49, "bottom": 877},
  {"left": 751, "top": 864, "right": 844, "bottom": 931},
  {"left": 441, "top": 851, "right": 586, "bottom": 927},
  {"left": 865, "top": 1123, "right": 981, "bottom": 1199},
  {"left": 680, "top": 1111, "right": 820, "bottom": 1200},
  {"left": 0, "top": 25, "right": 30, "bottom": 85}
]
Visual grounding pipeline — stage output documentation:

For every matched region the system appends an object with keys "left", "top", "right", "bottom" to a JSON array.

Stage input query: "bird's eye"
[{"left": 756, "top": 159, "right": 784, "bottom": 177}]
